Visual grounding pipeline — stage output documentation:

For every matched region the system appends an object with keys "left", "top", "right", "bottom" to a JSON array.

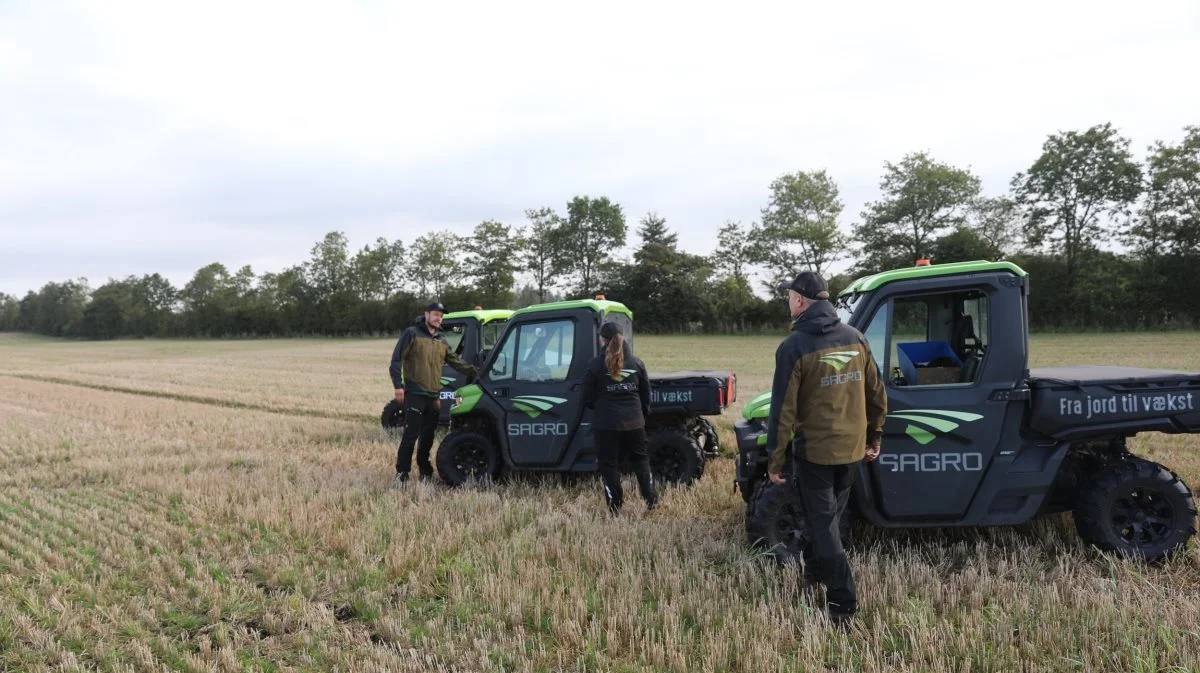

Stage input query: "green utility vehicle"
[
  {"left": 382, "top": 308, "right": 512, "bottom": 430},
  {"left": 736, "top": 260, "right": 1199, "bottom": 562},
  {"left": 435, "top": 298, "right": 737, "bottom": 486}
]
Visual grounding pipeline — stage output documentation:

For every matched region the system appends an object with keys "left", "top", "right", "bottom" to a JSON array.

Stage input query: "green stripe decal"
[{"left": 889, "top": 414, "right": 960, "bottom": 433}]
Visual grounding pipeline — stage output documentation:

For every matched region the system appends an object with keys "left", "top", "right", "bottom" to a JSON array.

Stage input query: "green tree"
[
  {"left": 710, "top": 220, "right": 752, "bottom": 284},
  {"left": 521, "top": 207, "right": 568, "bottom": 303},
  {"left": 306, "top": 231, "right": 352, "bottom": 299},
  {"left": 181, "top": 263, "right": 233, "bottom": 336},
  {"left": 353, "top": 237, "right": 407, "bottom": 303},
  {"left": 750, "top": 170, "right": 847, "bottom": 290},
  {"left": 966, "top": 196, "right": 1022, "bottom": 260},
  {"left": 853, "top": 152, "right": 982, "bottom": 272},
  {"left": 1128, "top": 125, "right": 1200, "bottom": 256},
  {"left": 0, "top": 293, "right": 18, "bottom": 331},
  {"left": 409, "top": 231, "right": 464, "bottom": 300},
  {"left": 561, "top": 195, "right": 626, "bottom": 296},
  {"left": 465, "top": 220, "right": 523, "bottom": 308},
  {"left": 1011, "top": 123, "right": 1143, "bottom": 283}
]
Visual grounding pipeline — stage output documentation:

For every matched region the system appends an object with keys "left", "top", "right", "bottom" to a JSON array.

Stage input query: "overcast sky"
[{"left": 2, "top": 0, "right": 1198, "bottom": 297}]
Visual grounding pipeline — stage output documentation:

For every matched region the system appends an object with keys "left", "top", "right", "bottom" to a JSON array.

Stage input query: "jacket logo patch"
[
  {"left": 610, "top": 368, "right": 637, "bottom": 382},
  {"left": 440, "top": 376, "right": 455, "bottom": 387},
  {"left": 512, "top": 396, "right": 569, "bottom": 419},
  {"left": 888, "top": 409, "right": 984, "bottom": 445},
  {"left": 819, "top": 350, "right": 860, "bottom": 372}
]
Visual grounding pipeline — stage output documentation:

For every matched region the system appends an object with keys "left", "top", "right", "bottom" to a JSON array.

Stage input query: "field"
[{"left": 0, "top": 331, "right": 1198, "bottom": 672}]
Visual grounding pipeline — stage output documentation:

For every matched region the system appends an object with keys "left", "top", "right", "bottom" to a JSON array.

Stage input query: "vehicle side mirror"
[
  {"left": 477, "top": 349, "right": 491, "bottom": 366},
  {"left": 493, "top": 352, "right": 508, "bottom": 376}
]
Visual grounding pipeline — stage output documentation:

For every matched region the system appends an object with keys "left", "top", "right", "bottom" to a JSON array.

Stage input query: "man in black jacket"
[
  {"left": 582, "top": 321, "right": 658, "bottom": 514},
  {"left": 389, "top": 302, "right": 477, "bottom": 482},
  {"left": 766, "top": 270, "right": 887, "bottom": 629}
]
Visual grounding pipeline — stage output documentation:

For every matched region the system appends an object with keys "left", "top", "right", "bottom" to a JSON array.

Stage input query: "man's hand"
[
  {"left": 865, "top": 441, "right": 881, "bottom": 462},
  {"left": 394, "top": 388, "right": 405, "bottom": 404},
  {"left": 769, "top": 471, "right": 786, "bottom": 485}
]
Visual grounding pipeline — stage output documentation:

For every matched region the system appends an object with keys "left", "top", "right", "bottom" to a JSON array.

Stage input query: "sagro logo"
[
  {"left": 440, "top": 376, "right": 455, "bottom": 387},
  {"left": 512, "top": 396, "right": 568, "bottom": 419},
  {"left": 612, "top": 368, "right": 636, "bottom": 382},
  {"left": 888, "top": 409, "right": 984, "bottom": 445},
  {"left": 819, "top": 351, "right": 859, "bottom": 372}
]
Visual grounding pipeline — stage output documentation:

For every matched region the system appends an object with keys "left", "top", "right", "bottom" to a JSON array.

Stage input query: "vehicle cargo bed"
[
  {"left": 1027, "top": 366, "right": 1200, "bottom": 439},
  {"left": 646, "top": 370, "right": 736, "bottom": 416}
]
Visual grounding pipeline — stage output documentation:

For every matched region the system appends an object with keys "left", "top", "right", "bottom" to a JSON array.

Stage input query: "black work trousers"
[
  {"left": 595, "top": 428, "right": 658, "bottom": 513},
  {"left": 396, "top": 394, "right": 440, "bottom": 476},
  {"left": 795, "top": 459, "right": 857, "bottom": 615}
]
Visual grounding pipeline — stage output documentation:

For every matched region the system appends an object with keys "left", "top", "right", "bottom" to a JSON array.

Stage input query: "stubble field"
[{"left": 0, "top": 332, "right": 1198, "bottom": 672}]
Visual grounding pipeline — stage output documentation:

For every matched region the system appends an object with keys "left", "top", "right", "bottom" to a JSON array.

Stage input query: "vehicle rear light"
[{"left": 728, "top": 369, "right": 736, "bottom": 403}]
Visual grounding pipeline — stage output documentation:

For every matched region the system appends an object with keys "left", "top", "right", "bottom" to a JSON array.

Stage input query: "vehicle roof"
[
  {"left": 840, "top": 260, "right": 1028, "bottom": 296},
  {"left": 512, "top": 299, "right": 634, "bottom": 320},
  {"left": 442, "top": 309, "right": 514, "bottom": 323}
]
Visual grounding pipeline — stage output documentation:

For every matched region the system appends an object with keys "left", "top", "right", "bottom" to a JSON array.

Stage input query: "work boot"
[{"left": 828, "top": 609, "right": 853, "bottom": 632}]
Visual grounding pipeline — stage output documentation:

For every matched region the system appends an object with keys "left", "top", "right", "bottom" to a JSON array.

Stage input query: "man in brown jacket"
[
  {"left": 765, "top": 271, "right": 887, "bottom": 628},
  {"left": 389, "top": 302, "right": 477, "bottom": 482}
]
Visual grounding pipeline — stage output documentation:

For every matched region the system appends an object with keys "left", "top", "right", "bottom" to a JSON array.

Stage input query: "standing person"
[
  {"left": 389, "top": 302, "right": 477, "bottom": 483},
  {"left": 582, "top": 321, "right": 659, "bottom": 515},
  {"left": 765, "top": 271, "right": 887, "bottom": 628}
]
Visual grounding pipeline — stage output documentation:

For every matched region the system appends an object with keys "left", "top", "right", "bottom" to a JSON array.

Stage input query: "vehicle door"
[
  {"left": 482, "top": 315, "right": 588, "bottom": 467},
  {"left": 855, "top": 277, "right": 1021, "bottom": 522}
]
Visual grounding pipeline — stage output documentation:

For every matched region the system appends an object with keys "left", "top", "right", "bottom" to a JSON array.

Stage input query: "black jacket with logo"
[
  {"left": 582, "top": 341, "right": 652, "bottom": 431},
  {"left": 766, "top": 300, "right": 887, "bottom": 471},
  {"left": 389, "top": 316, "right": 476, "bottom": 398}
]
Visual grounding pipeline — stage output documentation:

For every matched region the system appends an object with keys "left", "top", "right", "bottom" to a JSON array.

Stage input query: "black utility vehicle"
[
  {"left": 435, "top": 298, "right": 736, "bottom": 486},
  {"left": 736, "top": 260, "right": 1199, "bottom": 562}
]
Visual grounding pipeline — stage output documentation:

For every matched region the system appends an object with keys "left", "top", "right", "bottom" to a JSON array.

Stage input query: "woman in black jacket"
[{"left": 582, "top": 322, "right": 659, "bottom": 515}]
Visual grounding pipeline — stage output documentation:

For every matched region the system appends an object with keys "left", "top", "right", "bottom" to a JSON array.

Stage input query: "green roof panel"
[
  {"left": 443, "top": 309, "right": 514, "bottom": 323},
  {"left": 840, "top": 260, "right": 1027, "bottom": 296},
  {"left": 513, "top": 299, "right": 634, "bottom": 320}
]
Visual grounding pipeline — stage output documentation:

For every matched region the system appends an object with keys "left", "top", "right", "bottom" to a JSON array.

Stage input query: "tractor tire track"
[{"left": 0, "top": 372, "right": 374, "bottom": 424}]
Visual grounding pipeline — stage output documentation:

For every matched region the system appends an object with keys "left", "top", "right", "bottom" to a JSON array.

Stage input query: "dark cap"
[
  {"left": 600, "top": 322, "right": 621, "bottom": 340},
  {"left": 777, "top": 270, "right": 829, "bottom": 300},
  {"left": 425, "top": 302, "right": 446, "bottom": 314}
]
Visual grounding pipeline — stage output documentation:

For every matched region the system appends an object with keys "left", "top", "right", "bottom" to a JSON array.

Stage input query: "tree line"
[{"left": 2, "top": 123, "right": 1197, "bottom": 339}]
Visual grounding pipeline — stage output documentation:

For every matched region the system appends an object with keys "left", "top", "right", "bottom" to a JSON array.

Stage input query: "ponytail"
[{"left": 605, "top": 332, "right": 625, "bottom": 379}]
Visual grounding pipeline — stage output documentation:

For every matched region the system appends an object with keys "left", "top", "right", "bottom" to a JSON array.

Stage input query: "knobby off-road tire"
[
  {"left": 436, "top": 430, "right": 501, "bottom": 487},
  {"left": 646, "top": 430, "right": 704, "bottom": 486},
  {"left": 1074, "top": 456, "right": 1197, "bottom": 562},
  {"left": 745, "top": 480, "right": 855, "bottom": 565},
  {"left": 381, "top": 399, "right": 404, "bottom": 431}
]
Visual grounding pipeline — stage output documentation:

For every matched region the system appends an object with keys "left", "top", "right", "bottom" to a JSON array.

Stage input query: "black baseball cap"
[
  {"left": 425, "top": 302, "right": 446, "bottom": 313},
  {"left": 777, "top": 271, "right": 829, "bottom": 300}
]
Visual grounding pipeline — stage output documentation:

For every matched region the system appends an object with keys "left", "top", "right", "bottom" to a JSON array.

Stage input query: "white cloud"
[{"left": 1, "top": 0, "right": 1197, "bottom": 295}]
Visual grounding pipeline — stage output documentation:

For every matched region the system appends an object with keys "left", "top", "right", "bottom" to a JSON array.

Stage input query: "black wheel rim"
[
  {"left": 1111, "top": 484, "right": 1176, "bottom": 548},
  {"left": 774, "top": 498, "right": 808, "bottom": 554},
  {"left": 455, "top": 442, "right": 490, "bottom": 478}
]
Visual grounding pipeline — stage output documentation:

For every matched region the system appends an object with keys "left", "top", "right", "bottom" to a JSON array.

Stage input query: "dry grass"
[{"left": 0, "top": 331, "right": 1198, "bottom": 672}]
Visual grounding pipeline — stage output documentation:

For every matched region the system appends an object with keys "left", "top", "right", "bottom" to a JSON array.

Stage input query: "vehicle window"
[
  {"left": 482, "top": 320, "right": 507, "bottom": 350},
  {"left": 488, "top": 327, "right": 518, "bottom": 381},
  {"left": 884, "top": 292, "right": 988, "bottom": 387},
  {"left": 443, "top": 323, "right": 466, "bottom": 355},
  {"left": 514, "top": 320, "right": 575, "bottom": 383},
  {"left": 861, "top": 302, "right": 889, "bottom": 370}
]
